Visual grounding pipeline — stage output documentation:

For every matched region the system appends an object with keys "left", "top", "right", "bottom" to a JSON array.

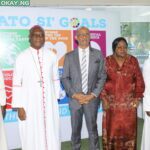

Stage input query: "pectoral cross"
[{"left": 38, "top": 80, "right": 43, "bottom": 87}]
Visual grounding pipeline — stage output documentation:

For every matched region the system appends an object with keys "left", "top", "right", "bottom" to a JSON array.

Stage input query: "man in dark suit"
[{"left": 62, "top": 26, "right": 106, "bottom": 150}]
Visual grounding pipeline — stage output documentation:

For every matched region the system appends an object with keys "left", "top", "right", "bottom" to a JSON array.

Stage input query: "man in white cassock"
[
  {"left": 0, "top": 69, "right": 8, "bottom": 150},
  {"left": 141, "top": 58, "right": 150, "bottom": 150},
  {"left": 12, "top": 25, "right": 61, "bottom": 150}
]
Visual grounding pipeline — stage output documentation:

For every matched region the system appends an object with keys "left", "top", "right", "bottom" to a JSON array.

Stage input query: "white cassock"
[
  {"left": 12, "top": 47, "right": 61, "bottom": 150},
  {"left": 0, "top": 69, "right": 8, "bottom": 150},
  {"left": 141, "top": 58, "right": 150, "bottom": 150}
]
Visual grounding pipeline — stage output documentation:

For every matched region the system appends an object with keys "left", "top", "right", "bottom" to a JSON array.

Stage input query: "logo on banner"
[{"left": 70, "top": 18, "right": 80, "bottom": 28}]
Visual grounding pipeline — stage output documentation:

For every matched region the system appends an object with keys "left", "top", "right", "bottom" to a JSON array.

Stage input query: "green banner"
[
  {"left": 0, "top": 29, "right": 30, "bottom": 69},
  {"left": 0, "top": 0, "right": 30, "bottom": 6}
]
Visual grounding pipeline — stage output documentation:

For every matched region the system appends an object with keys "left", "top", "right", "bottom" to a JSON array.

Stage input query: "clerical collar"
[{"left": 30, "top": 46, "right": 43, "bottom": 54}]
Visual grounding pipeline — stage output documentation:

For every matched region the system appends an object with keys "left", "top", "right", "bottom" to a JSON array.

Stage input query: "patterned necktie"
[{"left": 81, "top": 49, "right": 88, "bottom": 94}]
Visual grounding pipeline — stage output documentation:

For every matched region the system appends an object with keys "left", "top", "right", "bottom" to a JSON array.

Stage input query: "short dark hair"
[{"left": 112, "top": 37, "right": 128, "bottom": 53}]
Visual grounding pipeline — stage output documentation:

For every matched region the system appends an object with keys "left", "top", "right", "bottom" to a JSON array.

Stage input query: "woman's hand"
[
  {"left": 130, "top": 98, "right": 141, "bottom": 108},
  {"left": 102, "top": 100, "right": 110, "bottom": 111}
]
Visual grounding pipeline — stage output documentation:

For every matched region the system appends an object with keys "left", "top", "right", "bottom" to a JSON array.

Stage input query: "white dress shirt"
[{"left": 78, "top": 47, "right": 89, "bottom": 89}]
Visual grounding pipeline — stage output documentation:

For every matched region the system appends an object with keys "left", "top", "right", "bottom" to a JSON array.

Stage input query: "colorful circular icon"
[{"left": 70, "top": 18, "right": 80, "bottom": 28}]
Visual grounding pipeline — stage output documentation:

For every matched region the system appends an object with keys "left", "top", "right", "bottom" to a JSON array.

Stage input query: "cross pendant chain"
[
  {"left": 38, "top": 80, "right": 43, "bottom": 87},
  {"left": 30, "top": 49, "right": 44, "bottom": 87}
]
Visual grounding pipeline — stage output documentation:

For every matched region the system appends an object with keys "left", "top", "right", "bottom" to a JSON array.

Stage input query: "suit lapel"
[
  {"left": 74, "top": 49, "right": 82, "bottom": 83},
  {"left": 88, "top": 48, "right": 95, "bottom": 87}
]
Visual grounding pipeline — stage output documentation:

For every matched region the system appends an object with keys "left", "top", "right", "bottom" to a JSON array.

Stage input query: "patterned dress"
[{"left": 101, "top": 55, "right": 145, "bottom": 150}]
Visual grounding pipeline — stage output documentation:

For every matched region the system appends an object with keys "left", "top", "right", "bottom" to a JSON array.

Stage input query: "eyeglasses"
[
  {"left": 31, "top": 33, "right": 44, "bottom": 38},
  {"left": 77, "top": 33, "right": 90, "bottom": 37}
]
